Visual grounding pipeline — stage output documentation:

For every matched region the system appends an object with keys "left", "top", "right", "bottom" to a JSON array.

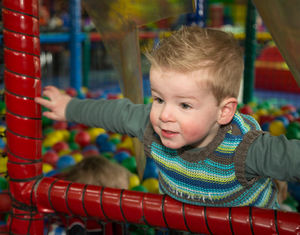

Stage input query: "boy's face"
[{"left": 149, "top": 66, "right": 222, "bottom": 149}]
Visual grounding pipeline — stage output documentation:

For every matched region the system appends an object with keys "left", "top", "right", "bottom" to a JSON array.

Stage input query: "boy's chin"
[{"left": 160, "top": 139, "right": 183, "bottom": 150}]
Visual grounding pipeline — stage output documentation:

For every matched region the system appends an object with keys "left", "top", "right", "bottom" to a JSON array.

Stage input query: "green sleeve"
[
  {"left": 245, "top": 133, "right": 300, "bottom": 182},
  {"left": 66, "top": 98, "right": 151, "bottom": 141}
]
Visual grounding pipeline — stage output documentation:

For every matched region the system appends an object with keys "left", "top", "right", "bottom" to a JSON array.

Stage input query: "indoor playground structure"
[{"left": 1, "top": 0, "right": 300, "bottom": 234}]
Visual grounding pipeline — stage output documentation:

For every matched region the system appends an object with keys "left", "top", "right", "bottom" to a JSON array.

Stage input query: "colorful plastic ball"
[
  {"left": 43, "top": 163, "right": 54, "bottom": 174},
  {"left": 53, "top": 121, "right": 68, "bottom": 130},
  {"left": 75, "top": 131, "right": 91, "bottom": 148},
  {"left": 283, "top": 113, "right": 295, "bottom": 122},
  {"left": 65, "top": 87, "right": 77, "bottom": 97},
  {"left": 261, "top": 122, "right": 270, "bottom": 131},
  {"left": 239, "top": 105, "right": 253, "bottom": 115},
  {"left": 114, "top": 151, "right": 130, "bottom": 163},
  {"left": 256, "top": 108, "right": 269, "bottom": 117},
  {"left": 83, "top": 149, "right": 100, "bottom": 158},
  {"left": 142, "top": 178, "right": 159, "bottom": 194},
  {"left": 71, "top": 152, "right": 84, "bottom": 163},
  {"left": 42, "top": 116, "right": 53, "bottom": 127},
  {"left": 42, "top": 150, "right": 59, "bottom": 167},
  {"left": 0, "top": 177, "right": 8, "bottom": 191},
  {"left": 143, "top": 158, "right": 159, "bottom": 180},
  {"left": 44, "top": 169, "right": 60, "bottom": 177},
  {"left": 52, "top": 141, "right": 69, "bottom": 153},
  {"left": 286, "top": 122, "right": 300, "bottom": 140},
  {"left": 69, "top": 142, "right": 80, "bottom": 151},
  {"left": 281, "top": 104, "right": 296, "bottom": 113},
  {"left": 131, "top": 185, "right": 148, "bottom": 192},
  {"left": 129, "top": 174, "right": 140, "bottom": 189},
  {"left": 269, "top": 120, "right": 286, "bottom": 136},
  {"left": 99, "top": 141, "right": 116, "bottom": 153},
  {"left": 122, "top": 157, "right": 137, "bottom": 174},
  {"left": 275, "top": 116, "right": 289, "bottom": 127},
  {"left": 56, "top": 155, "right": 76, "bottom": 170},
  {"left": 0, "top": 156, "right": 8, "bottom": 173},
  {"left": 0, "top": 138, "right": 5, "bottom": 150},
  {"left": 109, "top": 133, "right": 122, "bottom": 145},
  {"left": 87, "top": 128, "right": 106, "bottom": 143},
  {"left": 68, "top": 129, "right": 79, "bottom": 143},
  {"left": 95, "top": 133, "right": 109, "bottom": 146},
  {"left": 258, "top": 115, "right": 274, "bottom": 125},
  {"left": 0, "top": 192, "right": 11, "bottom": 213},
  {"left": 58, "top": 149, "right": 72, "bottom": 157}
]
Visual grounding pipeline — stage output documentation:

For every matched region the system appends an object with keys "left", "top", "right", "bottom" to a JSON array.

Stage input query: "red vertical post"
[{"left": 2, "top": 0, "right": 44, "bottom": 234}]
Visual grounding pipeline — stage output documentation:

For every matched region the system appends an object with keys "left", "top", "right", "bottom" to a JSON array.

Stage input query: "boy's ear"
[{"left": 217, "top": 97, "right": 237, "bottom": 125}]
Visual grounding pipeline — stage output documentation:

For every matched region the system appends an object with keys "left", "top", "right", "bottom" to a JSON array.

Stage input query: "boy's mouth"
[{"left": 161, "top": 129, "right": 177, "bottom": 138}]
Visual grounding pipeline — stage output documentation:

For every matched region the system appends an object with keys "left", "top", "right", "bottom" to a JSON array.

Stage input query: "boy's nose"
[{"left": 159, "top": 105, "right": 174, "bottom": 122}]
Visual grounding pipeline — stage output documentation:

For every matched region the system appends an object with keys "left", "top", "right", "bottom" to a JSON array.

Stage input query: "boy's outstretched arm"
[{"left": 34, "top": 85, "right": 72, "bottom": 122}]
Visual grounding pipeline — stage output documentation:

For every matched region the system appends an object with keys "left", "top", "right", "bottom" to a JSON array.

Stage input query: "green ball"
[
  {"left": 42, "top": 116, "right": 53, "bottom": 127},
  {"left": 131, "top": 185, "right": 148, "bottom": 192},
  {"left": 69, "top": 130, "right": 79, "bottom": 143},
  {"left": 102, "top": 152, "right": 113, "bottom": 159},
  {"left": 122, "top": 157, "right": 137, "bottom": 173},
  {"left": 0, "top": 177, "right": 8, "bottom": 190},
  {"left": 286, "top": 122, "right": 300, "bottom": 140},
  {"left": 69, "top": 142, "right": 80, "bottom": 150}
]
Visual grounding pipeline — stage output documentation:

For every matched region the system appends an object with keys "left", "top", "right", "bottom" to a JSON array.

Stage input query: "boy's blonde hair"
[
  {"left": 64, "top": 156, "right": 131, "bottom": 189},
  {"left": 146, "top": 25, "right": 244, "bottom": 104}
]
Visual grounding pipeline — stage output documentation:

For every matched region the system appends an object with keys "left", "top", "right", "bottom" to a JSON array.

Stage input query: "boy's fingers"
[
  {"left": 42, "top": 111, "right": 57, "bottom": 120},
  {"left": 35, "top": 97, "right": 52, "bottom": 109}
]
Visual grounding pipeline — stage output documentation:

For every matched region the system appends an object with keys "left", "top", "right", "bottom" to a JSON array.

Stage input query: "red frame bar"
[{"left": 32, "top": 177, "right": 300, "bottom": 235}]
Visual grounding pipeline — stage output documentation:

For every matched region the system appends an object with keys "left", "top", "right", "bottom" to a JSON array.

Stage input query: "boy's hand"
[{"left": 35, "top": 86, "right": 72, "bottom": 121}]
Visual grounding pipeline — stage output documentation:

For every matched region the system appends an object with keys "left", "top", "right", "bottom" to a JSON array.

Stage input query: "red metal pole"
[
  {"left": 33, "top": 177, "right": 300, "bottom": 235},
  {"left": 2, "top": 0, "right": 44, "bottom": 234}
]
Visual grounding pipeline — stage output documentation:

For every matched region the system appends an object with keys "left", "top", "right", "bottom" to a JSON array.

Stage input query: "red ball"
[
  {"left": 281, "top": 104, "right": 296, "bottom": 113},
  {"left": 259, "top": 115, "right": 275, "bottom": 125},
  {"left": 75, "top": 131, "right": 91, "bottom": 148},
  {"left": 0, "top": 191, "right": 11, "bottom": 213},
  {"left": 65, "top": 87, "right": 77, "bottom": 97},
  {"left": 53, "top": 121, "right": 68, "bottom": 130},
  {"left": 239, "top": 105, "right": 253, "bottom": 115},
  {"left": 52, "top": 141, "right": 69, "bottom": 153},
  {"left": 42, "top": 150, "right": 59, "bottom": 167}
]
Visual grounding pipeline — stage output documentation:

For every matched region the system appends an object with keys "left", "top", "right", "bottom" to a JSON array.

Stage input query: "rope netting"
[{"left": 1, "top": 0, "right": 300, "bottom": 234}]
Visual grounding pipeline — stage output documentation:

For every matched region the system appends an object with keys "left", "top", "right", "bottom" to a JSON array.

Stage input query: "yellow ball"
[
  {"left": 59, "top": 129, "right": 70, "bottom": 141},
  {"left": 87, "top": 128, "right": 106, "bottom": 143},
  {"left": 256, "top": 108, "right": 268, "bottom": 116},
  {"left": 58, "top": 149, "right": 71, "bottom": 157},
  {"left": 269, "top": 120, "right": 286, "bottom": 136},
  {"left": 117, "top": 136, "right": 134, "bottom": 153},
  {"left": 42, "top": 163, "right": 53, "bottom": 173},
  {"left": 72, "top": 152, "right": 84, "bottom": 163},
  {"left": 0, "top": 156, "right": 8, "bottom": 173},
  {"left": 142, "top": 178, "right": 159, "bottom": 194},
  {"left": 129, "top": 174, "right": 140, "bottom": 189}
]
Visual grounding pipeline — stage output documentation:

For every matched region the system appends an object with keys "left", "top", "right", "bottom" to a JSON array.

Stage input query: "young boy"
[{"left": 35, "top": 25, "right": 300, "bottom": 209}]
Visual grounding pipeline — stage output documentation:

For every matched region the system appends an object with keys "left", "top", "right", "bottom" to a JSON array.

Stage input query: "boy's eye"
[
  {"left": 180, "top": 103, "right": 191, "bottom": 109},
  {"left": 154, "top": 97, "right": 164, "bottom": 104}
]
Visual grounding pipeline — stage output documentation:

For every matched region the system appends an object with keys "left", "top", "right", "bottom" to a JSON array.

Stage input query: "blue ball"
[
  {"left": 44, "top": 169, "right": 59, "bottom": 177},
  {"left": 261, "top": 122, "right": 270, "bottom": 131},
  {"left": 114, "top": 151, "right": 130, "bottom": 163},
  {"left": 99, "top": 141, "right": 116, "bottom": 153},
  {"left": 95, "top": 133, "right": 109, "bottom": 147},
  {"left": 56, "top": 155, "right": 75, "bottom": 170},
  {"left": 82, "top": 144, "right": 98, "bottom": 152},
  {"left": 143, "top": 157, "right": 159, "bottom": 180},
  {"left": 275, "top": 116, "right": 289, "bottom": 127}
]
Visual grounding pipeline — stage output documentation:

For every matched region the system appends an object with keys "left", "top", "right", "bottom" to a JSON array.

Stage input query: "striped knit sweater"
[{"left": 143, "top": 112, "right": 278, "bottom": 208}]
